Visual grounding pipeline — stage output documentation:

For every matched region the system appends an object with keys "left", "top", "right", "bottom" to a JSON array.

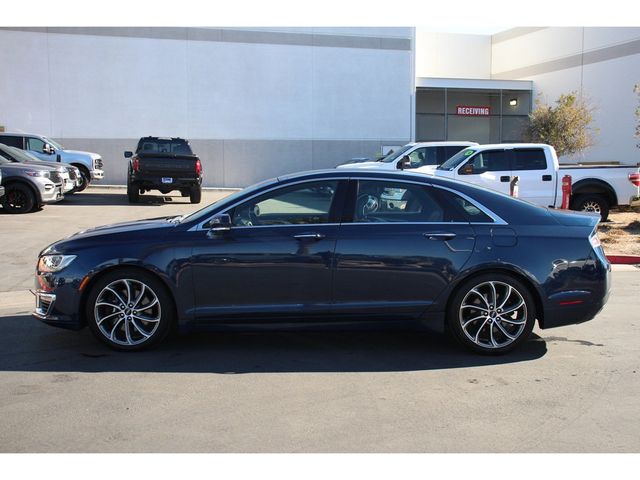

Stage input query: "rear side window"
[
  {"left": 512, "top": 149, "right": 547, "bottom": 170},
  {"left": 460, "top": 150, "right": 510, "bottom": 174},
  {"left": 432, "top": 188, "right": 494, "bottom": 223},
  {"left": 353, "top": 180, "right": 446, "bottom": 223},
  {"left": 0, "top": 135, "right": 23, "bottom": 148}
]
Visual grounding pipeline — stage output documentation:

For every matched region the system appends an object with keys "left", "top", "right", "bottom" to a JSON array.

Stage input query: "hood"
[
  {"left": 71, "top": 216, "right": 177, "bottom": 239},
  {"left": 18, "top": 158, "right": 71, "bottom": 171},
  {"left": 62, "top": 150, "right": 101, "bottom": 161},
  {"left": 0, "top": 162, "right": 59, "bottom": 172},
  {"left": 414, "top": 165, "right": 438, "bottom": 175}
]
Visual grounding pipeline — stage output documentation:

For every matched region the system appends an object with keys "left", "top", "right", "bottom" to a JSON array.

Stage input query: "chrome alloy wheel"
[
  {"left": 459, "top": 281, "right": 527, "bottom": 349},
  {"left": 581, "top": 200, "right": 602, "bottom": 214},
  {"left": 94, "top": 278, "right": 161, "bottom": 346}
]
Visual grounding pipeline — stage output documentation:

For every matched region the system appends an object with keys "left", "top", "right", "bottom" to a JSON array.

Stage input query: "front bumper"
[
  {"left": 91, "top": 169, "right": 104, "bottom": 180},
  {"left": 41, "top": 183, "right": 65, "bottom": 203}
]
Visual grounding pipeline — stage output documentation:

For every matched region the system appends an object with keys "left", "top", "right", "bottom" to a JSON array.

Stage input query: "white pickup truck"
[
  {"left": 336, "top": 141, "right": 478, "bottom": 171},
  {"left": 416, "top": 143, "right": 640, "bottom": 220}
]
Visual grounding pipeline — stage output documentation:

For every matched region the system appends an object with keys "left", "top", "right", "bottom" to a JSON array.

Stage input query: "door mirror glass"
[
  {"left": 207, "top": 213, "right": 232, "bottom": 231},
  {"left": 398, "top": 155, "right": 411, "bottom": 170},
  {"left": 124, "top": 151, "right": 133, "bottom": 158},
  {"left": 43, "top": 143, "right": 54, "bottom": 155}
]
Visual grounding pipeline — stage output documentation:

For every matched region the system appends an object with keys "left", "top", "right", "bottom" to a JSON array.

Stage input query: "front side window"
[
  {"left": 230, "top": 181, "right": 339, "bottom": 227},
  {"left": 353, "top": 180, "right": 445, "bottom": 223},
  {"left": 407, "top": 147, "right": 439, "bottom": 168},
  {"left": 26, "top": 137, "right": 46, "bottom": 152},
  {"left": 459, "top": 150, "right": 509, "bottom": 175}
]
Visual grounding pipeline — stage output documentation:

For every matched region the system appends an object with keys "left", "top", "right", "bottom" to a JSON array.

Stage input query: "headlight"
[
  {"left": 25, "top": 170, "right": 50, "bottom": 178},
  {"left": 38, "top": 255, "right": 77, "bottom": 272}
]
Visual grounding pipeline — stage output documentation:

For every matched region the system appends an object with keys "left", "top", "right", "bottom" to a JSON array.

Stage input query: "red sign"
[{"left": 456, "top": 105, "right": 491, "bottom": 116}]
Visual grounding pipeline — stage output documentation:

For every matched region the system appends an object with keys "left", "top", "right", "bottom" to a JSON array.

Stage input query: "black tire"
[
  {"left": 571, "top": 194, "right": 610, "bottom": 221},
  {"left": 127, "top": 180, "right": 140, "bottom": 203},
  {"left": 1, "top": 183, "right": 37, "bottom": 214},
  {"left": 74, "top": 166, "right": 90, "bottom": 193},
  {"left": 85, "top": 268, "right": 175, "bottom": 351},
  {"left": 447, "top": 273, "right": 536, "bottom": 355},
  {"left": 189, "top": 186, "right": 202, "bottom": 204}
]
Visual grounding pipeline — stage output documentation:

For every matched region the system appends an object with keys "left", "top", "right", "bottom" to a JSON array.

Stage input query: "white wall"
[
  {"left": 415, "top": 30, "right": 491, "bottom": 79},
  {"left": 491, "top": 27, "right": 640, "bottom": 165}
]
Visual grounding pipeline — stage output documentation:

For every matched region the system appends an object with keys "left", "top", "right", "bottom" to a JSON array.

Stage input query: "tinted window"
[
  {"left": 230, "top": 181, "right": 338, "bottom": 227},
  {"left": 432, "top": 188, "right": 494, "bottom": 223},
  {"left": 460, "top": 150, "right": 510, "bottom": 174},
  {"left": 26, "top": 137, "right": 46, "bottom": 152},
  {"left": 444, "top": 145, "right": 467, "bottom": 161},
  {"left": 137, "top": 139, "right": 193, "bottom": 155},
  {"left": 0, "top": 135, "right": 23, "bottom": 148},
  {"left": 512, "top": 149, "right": 547, "bottom": 170},
  {"left": 353, "top": 180, "right": 445, "bottom": 223},
  {"left": 408, "top": 147, "right": 438, "bottom": 168}
]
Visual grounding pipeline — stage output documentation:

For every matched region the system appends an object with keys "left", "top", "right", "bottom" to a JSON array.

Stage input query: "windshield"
[
  {"left": 377, "top": 144, "right": 413, "bottom": 163},
  {"left": 437, "top": 148, "right": 477, "bottom": 171},
  {"left": 4, "top": 145, "right": 41, "bottom": 163},
  {"left": 43, "top": 137, "right": 64, "bottom": 150},
  {"left": 179, "top": 177, "right": 277, "bottom": 224}
]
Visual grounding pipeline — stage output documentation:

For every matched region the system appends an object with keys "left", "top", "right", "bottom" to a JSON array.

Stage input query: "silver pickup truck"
[{"left": 0, "top": 155, "right": 64, "bottom": 213}]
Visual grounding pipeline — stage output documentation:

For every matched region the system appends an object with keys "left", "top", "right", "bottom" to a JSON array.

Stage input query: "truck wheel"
[
  {"left": 189, "top": 186, "right": 202, "bottom": 204},
  {"left": 2, "top": 183, "right": 37, "bottom": 214},
  {"left": 127, "top": 181, "right": 140, "bottom": 203},
  {"left": 74, "top": 166, "right": 90, "bottom": 193},
  {"left": 572, "top": 194, "right": 610, "bottom": 221}
]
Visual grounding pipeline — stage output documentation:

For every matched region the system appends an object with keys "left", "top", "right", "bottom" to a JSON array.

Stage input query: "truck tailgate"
[{"left": 138, "top": 154, "right": 197, "bottom": 176}]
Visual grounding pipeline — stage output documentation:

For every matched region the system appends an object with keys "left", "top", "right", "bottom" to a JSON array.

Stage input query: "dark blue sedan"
[{"left": 33, "top": 169, "right": 610, "bottom": 354}]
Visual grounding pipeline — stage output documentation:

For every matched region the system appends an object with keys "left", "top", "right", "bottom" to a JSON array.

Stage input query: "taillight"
[
  {"left": 132, "top": 157, "right": 140, "bottom": 172},
  {"left": 590, "top": 230, "right": 601, "bottom": 249},
  {"left": 195, "top": 158, "right": 202, "bottom": 175},
  {"left": 629, "top": 172, "right": 640, "bottom": 187}
]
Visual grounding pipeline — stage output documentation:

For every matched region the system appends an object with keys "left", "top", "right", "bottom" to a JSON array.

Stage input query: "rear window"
[
  {"left": 0, "top": 135, "right": 23, "bottom": 148},
  {"left": 512, "top": 149, "right": 547, "bottom": 170},
  {"left": 137, "top": 139, "right": 193, "bottom": 155}
]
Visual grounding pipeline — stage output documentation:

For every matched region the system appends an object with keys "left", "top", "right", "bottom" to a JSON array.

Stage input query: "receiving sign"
[{"left": 456, "top": 105, "right": 491, "bottom": 116}]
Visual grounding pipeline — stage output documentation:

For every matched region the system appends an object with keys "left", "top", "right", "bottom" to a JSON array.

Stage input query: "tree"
[
  {"left": 524, "top": 92, "right": 596, "bottom": 157},
  {"left": 635, "top": 84, "right": 640, "bottom": 149}
]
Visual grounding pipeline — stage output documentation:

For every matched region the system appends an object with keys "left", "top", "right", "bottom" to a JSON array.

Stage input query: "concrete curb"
[{"left": 607, "top": 255, "right": 640, "bottom": 265}]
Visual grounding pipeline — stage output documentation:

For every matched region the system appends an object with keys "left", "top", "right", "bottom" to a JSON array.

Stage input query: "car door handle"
[
  {"left": 424, "top": 232, "right": 456, "bottom": 241},
  {"left": 293, "top": 233, "right": 326, "bottom": 241},
  {"left": 500, "top": 176, "right": 511, "bottom": 182},
  {"left": 542, "top": 174, "right": 552, "bottom": 181}
]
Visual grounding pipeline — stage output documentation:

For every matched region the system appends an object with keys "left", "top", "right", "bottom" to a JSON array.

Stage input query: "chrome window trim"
[{"left": 189, "top": 175, "right": 507, "bottom": 231}]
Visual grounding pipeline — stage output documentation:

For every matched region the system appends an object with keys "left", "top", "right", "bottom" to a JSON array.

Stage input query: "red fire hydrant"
[
  {"left": 561, "top": 175, "right": 572, "bottom": 209},
  {"left": 510, "top": 176, "right": 519, "bottom": 198}
]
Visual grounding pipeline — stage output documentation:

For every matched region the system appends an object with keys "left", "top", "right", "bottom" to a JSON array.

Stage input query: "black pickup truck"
[{"left": 125, "top": 137, "right": 203, "bottom": 203}]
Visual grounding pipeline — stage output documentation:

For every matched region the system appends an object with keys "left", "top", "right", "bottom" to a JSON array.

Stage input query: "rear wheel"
[
  {"left": 86, "top": 269, "right": 174, "bottom": 351},
  {"left": 1, "top": 183, "right": 37, "bottom": 214},
  {"left": 571, "top": 193, "right": 610, "bottom": 221},
  {"left": 189, "top": 186, "right": 202, "bottom": 204},
  {"left": 447, "top": 273, "right": 536, "bottom": 355},
  {"left": 127, "top": 180, "right": 140, "bottom": 203}
]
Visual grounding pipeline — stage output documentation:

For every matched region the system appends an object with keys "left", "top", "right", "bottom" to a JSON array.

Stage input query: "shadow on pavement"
[
  {"left": 0, "top": 314, "right": 547, "bottom": 373},
  {"left": 56, "top": 192, "right": 193, "bottom": 207}
]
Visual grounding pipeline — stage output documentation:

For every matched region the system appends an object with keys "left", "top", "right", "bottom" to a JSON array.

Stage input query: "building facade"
[{"left": 0, "top": 26, "right": 638, "bottom": 187}]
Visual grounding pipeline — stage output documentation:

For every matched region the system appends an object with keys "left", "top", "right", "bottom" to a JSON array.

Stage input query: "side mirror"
[
  {"left": 398, "top": 155, "right": 411, "bottom": 170},
  {"left": 43, "top": 143, "right": 54, "bottom": 155},
  {"left": 460, "top": 164, "right": 474, "bottom": 175},
  {"left": 206, "top": 213, "right": 232, "bottom": 238},
  {"left": 124, "top": 151, "right": 133, "bottom": 158}
]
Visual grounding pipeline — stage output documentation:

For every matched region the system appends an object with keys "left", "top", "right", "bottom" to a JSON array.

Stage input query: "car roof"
[
  {"left": 410, "top": 141, "right": 479, "bottom": 147},
  {"left": 467, "top": 143, "right": 552, "bottom": 150}
]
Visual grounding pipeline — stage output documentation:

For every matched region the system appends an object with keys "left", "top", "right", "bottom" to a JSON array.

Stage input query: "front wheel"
[
  {"left": 571, "top": 194, "right": 610, "bottom": 221},
  {"left": 86, "top": 269, "right": 175, "bottom": 351},
  {"left": 74, "top": 167, "right": 90, "bottom": 193},
  {"left": 447, "top": 273, "right": 536, "bottom": 355},
  {"left": 1, "top": 183, "right": 37, "bottom": 214}
]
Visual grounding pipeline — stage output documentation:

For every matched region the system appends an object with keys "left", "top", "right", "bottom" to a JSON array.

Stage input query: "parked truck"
[
  {"left": 125, "top": 137, "right": 203, "bottom": 204},
  {"left": 0, "top": 132, "right": 104, "bottom": 191},
  {"left": 417, "top": 143, "right": 640, "bottom": 220}
]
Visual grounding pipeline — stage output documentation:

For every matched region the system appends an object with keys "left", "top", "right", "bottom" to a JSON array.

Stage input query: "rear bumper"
[
  {"left": 131, "top": 176, "right": 202, "bottom": 191},
  {"left": 0, "top": 185, "right": 5, "bottom": 199}
]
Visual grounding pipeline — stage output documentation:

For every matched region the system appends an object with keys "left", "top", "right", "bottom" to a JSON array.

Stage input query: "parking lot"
[{"left": 1, "top": 187, "right": 639, "bottom": 452}]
